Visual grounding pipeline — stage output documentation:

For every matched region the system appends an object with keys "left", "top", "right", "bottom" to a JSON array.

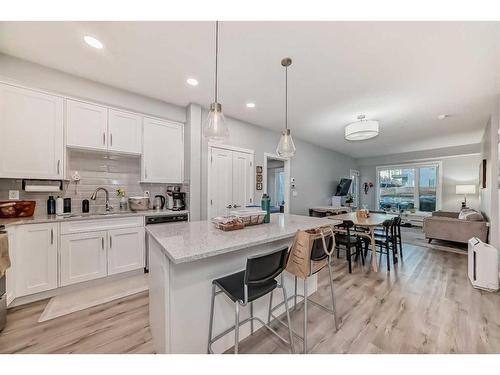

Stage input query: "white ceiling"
[{"left": 0, "top": 21, "right": 499, "bottom": 158}]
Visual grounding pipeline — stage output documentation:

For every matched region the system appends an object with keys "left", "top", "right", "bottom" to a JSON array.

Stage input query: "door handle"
[
  {"left": 102, "top": 237, "right": 105, "bottom": 250},
  {"left": 103, "top": 132, "right": 106, "bottom": 145},
  {"left": 50, "top": 228, "right": 54, "bottom": 245},
  {"left": 109, "top": 235, "right": 112, "bottom": 249}
]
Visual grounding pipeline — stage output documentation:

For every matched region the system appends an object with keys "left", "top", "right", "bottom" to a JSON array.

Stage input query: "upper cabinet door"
[
  {"left": 66, "top": 99, "right": 108, "bottom": 151},
  {"left": 108, "top": 109, "right": 142, "bottom": 154},
  {"left": 142, "top": 117, "right": 184, "bottom": 183},
  {"left": 0, "top": 84, "right": 64, "bottom": 179},
  {"left": 232, "top": 151, "right": 254, "bottom": 208}
]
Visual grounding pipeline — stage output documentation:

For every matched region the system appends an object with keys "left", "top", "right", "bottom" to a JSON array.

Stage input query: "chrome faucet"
[{"left": 90, "top": 187, "right": 112, "bottom": 212}]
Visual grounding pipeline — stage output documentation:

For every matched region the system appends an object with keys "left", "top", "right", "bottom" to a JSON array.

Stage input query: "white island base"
[{"left": 147, "top": 214, "right": 337, "bottom": 354}]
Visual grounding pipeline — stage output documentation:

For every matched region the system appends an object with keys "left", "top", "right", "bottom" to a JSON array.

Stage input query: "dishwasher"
[{"left": 144, "top": 213, "right": 188, "bottom": 272}]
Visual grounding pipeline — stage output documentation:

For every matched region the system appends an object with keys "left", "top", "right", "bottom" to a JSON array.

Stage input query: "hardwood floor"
[{"left": 1, "top": 244, "right": 500, "bottom": 354}]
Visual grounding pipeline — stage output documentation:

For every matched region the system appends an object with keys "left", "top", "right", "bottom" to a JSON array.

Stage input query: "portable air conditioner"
[{"left": 468, "top": 237, "right": 500, "bottom": 292}]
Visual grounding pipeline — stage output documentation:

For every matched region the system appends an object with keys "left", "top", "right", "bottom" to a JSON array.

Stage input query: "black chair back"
[
  {"left": 244, "top": 247, "right": 288, "bottom": 286},
  {"left": 311, "top": 235, "right": 334, "bottom": 261}
]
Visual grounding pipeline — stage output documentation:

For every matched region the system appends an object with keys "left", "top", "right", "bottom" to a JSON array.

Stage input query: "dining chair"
[{"left": 334, "top": 220, "right": 365, "bottom": 273}]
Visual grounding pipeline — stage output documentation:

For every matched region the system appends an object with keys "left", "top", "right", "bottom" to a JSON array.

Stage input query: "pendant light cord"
[
  {"left": 215, "top": 20, "right": 219, "bottom": 103},
  {"left": 285, "top": 64, "right": 288, "bottom": 130}
]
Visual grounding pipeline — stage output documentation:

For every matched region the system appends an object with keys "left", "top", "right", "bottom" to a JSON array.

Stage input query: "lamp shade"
[
  {"left": 456, "top": 184, "right": 476, "bottom": 195},
  {"left": 345, "top": 120, "right": 379, "bottom": 141}
]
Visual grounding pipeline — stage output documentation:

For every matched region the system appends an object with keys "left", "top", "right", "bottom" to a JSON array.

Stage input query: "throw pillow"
[{"left": 458, "top": 208, "right": 484, "bottom": 221}]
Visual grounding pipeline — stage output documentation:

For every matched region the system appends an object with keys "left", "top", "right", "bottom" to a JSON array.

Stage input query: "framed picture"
[
  {"left": 480, "top": 159, "right": 487, "bottom": 189},
  {"left": 256, "top": 182, "right": 263, "bottom": 190},
  {"left": 256, "top": 174, "right": 263, "bottom": 182},
  {"left": 256, "top": 166, "right": 263, "bottom": 173}
]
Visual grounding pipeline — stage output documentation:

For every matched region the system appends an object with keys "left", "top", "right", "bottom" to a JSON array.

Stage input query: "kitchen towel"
[{"left": 0, "top": 232, "right": 10, "bottom": 276}]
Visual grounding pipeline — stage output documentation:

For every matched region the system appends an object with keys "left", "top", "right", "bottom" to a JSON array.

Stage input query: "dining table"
[{"left": 328, "top": 211, "right": 397, "bottom": 272}]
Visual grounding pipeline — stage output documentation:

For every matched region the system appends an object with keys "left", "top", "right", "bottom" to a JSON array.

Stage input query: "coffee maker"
[
  {"left": 166, "top": 186, "right": 185, "bottom": 211},
  {"left": 172, "top": 192, "right": 186, "bottom": 211}
]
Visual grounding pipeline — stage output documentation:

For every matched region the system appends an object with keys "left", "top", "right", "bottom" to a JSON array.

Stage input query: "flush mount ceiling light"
[
  {"left": 345, "top": 115, "right": 379, "bottom": 141},
  {"left": 83, "top": 35, "right": 103, "bottom": 49},
  {"left": 246, "top": 102, "right": 256, "bottom": 109},
  {"left": 437, "top": 114, "right": 450, "bottom": 120},
  {"left": 186, "top": 78, "right": 199, "bottom": 86},
  {"left": 276, "top": 57, "right": 296, "bottom": 158},
  {"left": 203, "top": 21, "right": 229, "bottom": 143}
]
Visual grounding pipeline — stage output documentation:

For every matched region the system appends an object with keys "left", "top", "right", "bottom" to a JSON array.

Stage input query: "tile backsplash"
[{"left": 0, "top": 150, "right": 188, "bottom": 216}]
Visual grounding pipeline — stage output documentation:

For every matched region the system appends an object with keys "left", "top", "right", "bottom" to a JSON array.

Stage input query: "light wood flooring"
[{"left": 2, "top": 243, "right": 500, "bottom": 354}]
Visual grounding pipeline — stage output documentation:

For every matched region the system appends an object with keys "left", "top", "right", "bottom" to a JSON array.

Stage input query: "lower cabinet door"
[
  {"left": 107, "top": 227, "right": 145, "bottom": 275},
  {"left": 15, "top": 223, "right": 58, "bottom": 297},
  {"left": 60, "top": 231, "right": 108, "bottom": 286}
]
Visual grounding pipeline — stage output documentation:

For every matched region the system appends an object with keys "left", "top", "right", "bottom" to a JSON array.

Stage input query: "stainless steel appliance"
[
  {"left": 144, "top": 213, "right": 188, "bottom": 271},
  {"left": 172, "top": 192, "right": 186, "bottom": 211},
  {"left": 0, "top": 225, "right": 7, "bottom": 331}
]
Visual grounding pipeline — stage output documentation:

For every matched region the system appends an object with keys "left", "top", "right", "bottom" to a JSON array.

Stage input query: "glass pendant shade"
[
  {"left": 203, "top": 102, "right": 229, "bottom": 142},
  {"left": 276, "top": 128, "right": 296, "bottom": 157}
]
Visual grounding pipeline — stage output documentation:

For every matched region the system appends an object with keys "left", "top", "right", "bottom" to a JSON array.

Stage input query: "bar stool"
[
  {"left": 268, "top": 232, "right": 338, "bottom": 353},
  {"left": 207, "top": 247, "right": 294, "bottom": 354}
]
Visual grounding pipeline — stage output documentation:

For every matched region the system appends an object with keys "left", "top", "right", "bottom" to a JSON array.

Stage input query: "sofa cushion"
[{"left": 458, "top": 208, "right": 484, "bottom": 221}]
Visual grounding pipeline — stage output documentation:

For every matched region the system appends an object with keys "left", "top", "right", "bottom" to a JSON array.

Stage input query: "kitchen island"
[{"left": 146, "top": 213, "right": 338, "bottom": 354}]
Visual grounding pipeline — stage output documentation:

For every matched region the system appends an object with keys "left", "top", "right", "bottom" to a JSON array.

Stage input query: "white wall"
[
  {"left": 192, "top": 107, "right": 357, "bottom": 219},
  {"left": 0, "top": 53, "right": 186, "bottom": 123},
  {"left": 358, "top": 144, "right": 482, "bottom": 212}
]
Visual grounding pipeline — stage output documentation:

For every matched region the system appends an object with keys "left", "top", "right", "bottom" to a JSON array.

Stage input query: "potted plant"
[
  {"left": 345, "top": 193, "right": 354, "bottom": 207},
  {"left": 117, "top": 188, "right": 127, "bottom": 211}
]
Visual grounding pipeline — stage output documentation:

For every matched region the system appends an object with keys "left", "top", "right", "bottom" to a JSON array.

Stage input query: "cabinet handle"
[
  {"left": 50, "top": 229, "right": 54, "bottom": 245},
  {"left": 101, "top": 237, "right": 105, "bottom": 250},
  {"left": 109, "top": 235, "right": 112, "bottom": 249},
  {"left": 103, "top": 132, "right": 106, "bottom": 145},
  {"left": 57, "top": 160, "right": 60, "bottom": 175},
  {"left": 110, "top": 133, "right": 113, "bottom": 146}
]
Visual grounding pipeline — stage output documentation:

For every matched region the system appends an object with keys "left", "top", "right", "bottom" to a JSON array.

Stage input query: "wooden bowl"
[{"left": 0, "top": 200, "right": 36, "bottom": 218}]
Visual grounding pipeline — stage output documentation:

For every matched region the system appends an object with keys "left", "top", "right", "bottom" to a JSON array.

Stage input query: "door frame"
[
  {"left": 207, "top": 144, "right": 255, "bottom": 219},
  {"left": 263, "top": 153, "right": 291, "bottom": 214},
  {"left": 349, "top": 169, "right": 360, "bottom": 209}
]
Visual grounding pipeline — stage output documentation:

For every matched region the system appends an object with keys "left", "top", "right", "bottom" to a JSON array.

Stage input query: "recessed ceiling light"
[
  {"left": 186, "top": 78, "right": 199, "bottom": 86},
  {"left": 438, "top": 114, "right": 450, "bottom": 120},
  {"left": 84, "top": 35, "right": 103, "bottom": 49},
  {"left": 246, "top": 102, "right": 256, "bottom": 109}
]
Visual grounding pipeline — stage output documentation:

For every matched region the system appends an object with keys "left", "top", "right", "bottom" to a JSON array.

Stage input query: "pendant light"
[
  {"left": 203, "top": 21, "right": 229, "bottom": 142},
  {"left": 276, "top": 57, "right": 296, "bottom": 158}
]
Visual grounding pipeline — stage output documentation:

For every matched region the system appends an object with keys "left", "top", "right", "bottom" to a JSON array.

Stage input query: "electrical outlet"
[{"left": 9, "top": 190, "right": 19, "bottom": 200}]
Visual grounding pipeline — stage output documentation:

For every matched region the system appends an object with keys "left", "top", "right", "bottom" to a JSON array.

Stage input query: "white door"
[
  {"left": 108, "top": 109, "right": 142, "bottom": 154},
  {"left": 15, "top": 223, "right": 58, "bottom": 297},
  {"left": 0, "top": 84, "right": 64, "bottom": 179},
  {"left": 142, "top": 117, "right": 184, "bottom": 183},
  {"left": 107, "top": 227, "right": 145, "bottom": 275},
  {"left": 60, "top": 231, "right": 108, "bottom": 286},
  {"left": 66, "top": 99, "right": 108, "bottom": 151},
  {"left": 232, "top": 151, "right": 254, "bottom": 208},
  {"left": 209, "top": 148, "right": 233, "bottom": 218}
]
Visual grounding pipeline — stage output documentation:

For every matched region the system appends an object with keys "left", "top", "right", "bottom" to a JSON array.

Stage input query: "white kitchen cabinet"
[
  {"left": 142, "top": 117, "right": 184, "bottom": 183},
  {"left": 107, "top": 227, "right": 145, "bottom": 275},
  {"left": 208, "top": 146, "right": 255, "bottom": 219},
  {"left": 0, "top": 84, "right": 64, "bottom": 179},
  {"left": 14, "top": 223, "right": 58, "bottom": 297},
  {"left": 60, "top": 231, "right": 108, "bottom": 286},
  {"left": 108, "top": 109, "right": 142, "bottom": 154},
  {"left": 66, "top": 99, "right": 108, "bottom": 151}
]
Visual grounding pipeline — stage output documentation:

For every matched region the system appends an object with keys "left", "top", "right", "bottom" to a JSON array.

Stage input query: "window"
[{"left": 377, "top": 163, "right": 440, "bottom": 212}]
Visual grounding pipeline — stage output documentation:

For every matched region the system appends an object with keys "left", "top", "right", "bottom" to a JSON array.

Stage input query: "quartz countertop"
[
  {"left": 0, "top": 209, "right": 189, "bottom": 227},
  {"left": 145, "top": 213, "right": 340, "bottom": 264}
]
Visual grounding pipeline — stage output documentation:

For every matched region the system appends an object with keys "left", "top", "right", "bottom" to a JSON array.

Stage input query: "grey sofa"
[{"left": 423, "top": 211, "right": 488, "bottom": 244}]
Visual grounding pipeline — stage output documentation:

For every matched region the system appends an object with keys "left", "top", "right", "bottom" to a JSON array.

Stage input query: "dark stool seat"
[{"left": 213, "top": 271, "right": 277, "bottom": 303}]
